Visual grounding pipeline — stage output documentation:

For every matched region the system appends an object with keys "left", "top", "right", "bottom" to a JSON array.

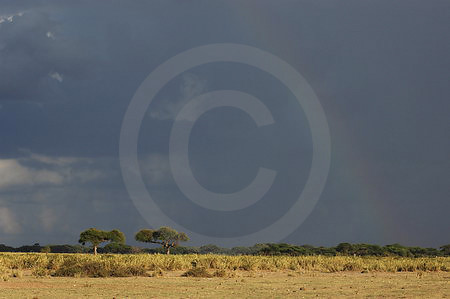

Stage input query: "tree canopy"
[
  {"left": 135, "top": 226, "right": 189, "bottom": 254},
  {"left": 79, "top": 228, "right": 125, "bottom": 255}
]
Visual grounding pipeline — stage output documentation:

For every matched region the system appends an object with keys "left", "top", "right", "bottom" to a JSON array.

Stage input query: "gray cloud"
[
  {"left": 0, "top": 10, "right": 96, "bottom": 102},
  {"left": 149, "top": 73, "right": 207, "bottom": 120},
  {"left": 0, "top": 207, "right": 21, "bottom": 234},
  {"left": 0, "top": 151, "right": 139, "bottom": 245},
  {"left": 0, "top": 152, "right": 110, "bottom": 191},
  {"left": 0, "top": 0, "right": 449, "bottom": 247}
]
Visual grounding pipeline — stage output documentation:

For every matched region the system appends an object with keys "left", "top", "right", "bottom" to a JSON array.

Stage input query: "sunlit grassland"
[{"left": 0, "top": 253, "right": 448, "bottom": 279}]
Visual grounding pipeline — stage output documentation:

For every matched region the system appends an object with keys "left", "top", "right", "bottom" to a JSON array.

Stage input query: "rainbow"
[{"left": 230, "top": 3, "right": 396, "bottom": 243}]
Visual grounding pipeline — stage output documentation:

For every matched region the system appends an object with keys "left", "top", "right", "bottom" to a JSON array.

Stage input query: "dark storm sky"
[{"left": 0, "top": 0, "right": 449, "bottom": 247}]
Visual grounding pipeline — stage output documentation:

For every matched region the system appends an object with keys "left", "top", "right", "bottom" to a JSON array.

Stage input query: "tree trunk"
[
  {"left": 165, "top": 246, "right": 170, "bottom": 255},
  {"left": 94, "top": 245, "right": 98, "bottom": 255}
]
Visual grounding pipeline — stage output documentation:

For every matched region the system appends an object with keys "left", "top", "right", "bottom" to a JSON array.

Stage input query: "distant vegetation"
[
  {"left": 0, "top": 225, "right": 447, "bottom": 257},
  {"left": 1, "top": 242, "right": 449, "bottom": 257}
]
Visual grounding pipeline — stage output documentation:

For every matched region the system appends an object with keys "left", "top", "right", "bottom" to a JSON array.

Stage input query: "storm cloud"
[{"left": 0, "top": 0, "right": 449, "bottom": 247}]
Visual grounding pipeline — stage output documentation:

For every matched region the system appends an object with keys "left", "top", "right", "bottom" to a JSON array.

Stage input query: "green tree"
[
  {"left": 78, "top": 228, "right": 125, "bottom": 255},
  {"left": 135, "top": 226, "right": 189, "bottom": 254},
  {"left": 336, "top": 243, "right": 353, "bottom": 255},
  {"left": 384, "top": 244, "right": 411, "bottom": 257},
  {"left": 199, "top": 244, "right": 228, "bottom": 255}
]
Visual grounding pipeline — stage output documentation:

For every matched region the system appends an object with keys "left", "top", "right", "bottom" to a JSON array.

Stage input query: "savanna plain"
[{"left": 0, "top": 253, "right": 449, "bottom": 298}]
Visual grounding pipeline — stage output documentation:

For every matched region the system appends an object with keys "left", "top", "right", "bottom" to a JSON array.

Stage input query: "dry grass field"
[
  {"left": 0, "top": 271, "right": 449, "bottom": 298},
  {"left": 0, "top": 253, "right": 448, "bottom": 298}
]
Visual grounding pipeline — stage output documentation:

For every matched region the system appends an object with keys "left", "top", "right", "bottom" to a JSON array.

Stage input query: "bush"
[
  {"left": 0, "top": 244, "right": 16, "bottom": 252},
  {"left": 440, "top": 245, "right": 450, "bottom": 256},
  {"left": 15, "top": 244, "right": 42, "bottom": 253},
  {"left": 53, "top": 259, "right": 147, "bottom": 277},
  {"left": 182, "top": 267, "right": 212, "bottom": 278},
  {"left": 257, "top": 243, "right": 316, "bottom": 256},
  {"left": 384, "top": 244, "right": 412, "bottom": 257},
  {"left": 99, "top": 243, "right": 135, "bottom": 254},
  {"left": 199, "top": 244, "right": 229, "bottom": 255},
  {"left": 170, "top": 246, "right": 200, "bottom": 255},
  {"left": 40, "top": 246, "right": 51, "bottom": 253},
  {"left": 49, "top": 245, "right": 84, "bottom": 253},
  {"left": 213, "top": 269, "right": 228, "bottom": 277}
]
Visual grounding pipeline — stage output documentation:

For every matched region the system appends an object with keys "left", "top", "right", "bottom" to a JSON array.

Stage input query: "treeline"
[{"left": 1, "top": 242, "right": 449, "bottom": 257}]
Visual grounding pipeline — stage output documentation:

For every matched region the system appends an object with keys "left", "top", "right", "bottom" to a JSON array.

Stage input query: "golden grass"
[{"left": 0, "top": 253, "right": 448, "bottom": 279}]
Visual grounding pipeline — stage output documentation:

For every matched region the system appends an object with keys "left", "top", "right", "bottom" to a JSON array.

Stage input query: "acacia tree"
[
  {"left": 135, "top": 226, "right": 189, "bottom": 254},
  {"left": 78, "top": 228, "right": 125, "bottom": 255}
]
